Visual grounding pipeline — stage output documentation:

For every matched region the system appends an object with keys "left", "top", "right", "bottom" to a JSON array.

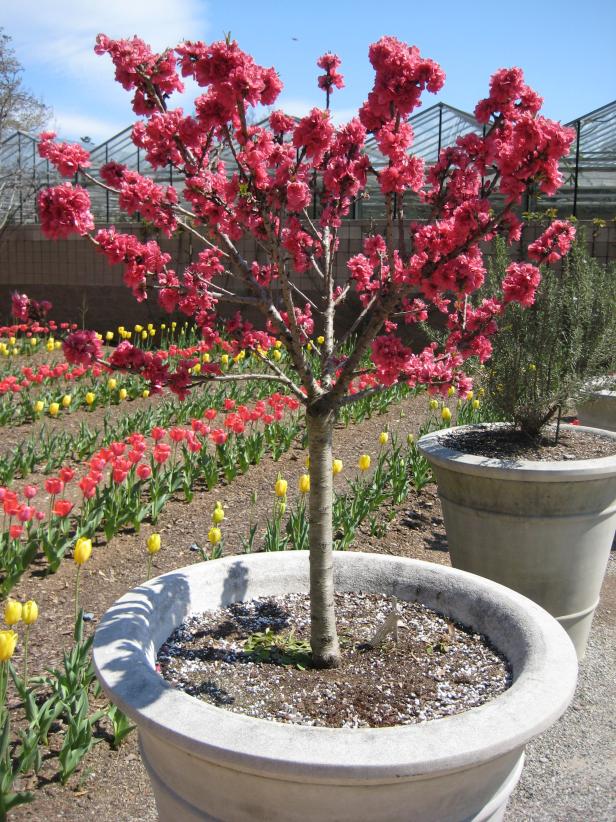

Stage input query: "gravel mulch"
[
  {"left": 439, "top": 424, "right": 615, "bottom": 461},
  {"left": 158, "top": 592, "right": 510, "bottom": 728}
]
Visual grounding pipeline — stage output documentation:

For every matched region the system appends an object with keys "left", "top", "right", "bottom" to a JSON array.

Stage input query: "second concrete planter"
[
  {"left": 418, "top": 423, "right": 616, "bottom": 658},
  {"left": 577, "top": 389, "right": 616, "bottom": 432}
]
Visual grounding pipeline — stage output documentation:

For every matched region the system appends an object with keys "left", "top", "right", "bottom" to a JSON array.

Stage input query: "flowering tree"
[{"left": 38, "top": 34, "right": 575, "bottom": 667}]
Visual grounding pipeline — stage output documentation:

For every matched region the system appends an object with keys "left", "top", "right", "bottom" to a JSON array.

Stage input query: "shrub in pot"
[
  {"left": 44, "top": 32, "right": 578, "bottom": 819},
  {"left": 419, "top": 237, "right": 616, "bottom": 657}
]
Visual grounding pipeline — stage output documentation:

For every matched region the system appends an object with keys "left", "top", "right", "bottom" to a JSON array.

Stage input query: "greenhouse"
[{"left": 1, "top": 98, "right": 615, "bottom": 226}]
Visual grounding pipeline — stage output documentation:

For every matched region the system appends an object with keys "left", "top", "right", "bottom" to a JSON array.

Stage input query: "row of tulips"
[{"left": 0, "top": 393, "right": 302, "bottom": 594}]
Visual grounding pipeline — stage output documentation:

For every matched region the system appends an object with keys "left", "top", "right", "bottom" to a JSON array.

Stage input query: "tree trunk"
[{"left": 306, "top": 404, "right": 341, "bottom": 668}]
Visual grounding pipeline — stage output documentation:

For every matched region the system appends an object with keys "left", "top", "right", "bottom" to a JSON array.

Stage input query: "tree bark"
[{"left": 306, "top": 403, "right": 341, "bottom": 668}]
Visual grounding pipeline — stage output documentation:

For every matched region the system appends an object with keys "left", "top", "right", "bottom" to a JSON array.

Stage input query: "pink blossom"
[
  {"left": 38, "top": 184, "right": 94, "bottom": 240},
  {"left": 528, "top": 220, "right": 576, "bottom": 263},
  {"left": 38, "top": 132, "right": 91, "bottom": 177},
  {"left": 502, "top": 262, "right": 542, "bottom": 307},
  {"left": 63, "top": 330, "right": 103, "bottom": 366}
]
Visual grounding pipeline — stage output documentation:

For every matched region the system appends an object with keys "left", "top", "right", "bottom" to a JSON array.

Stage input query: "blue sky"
[{"left": 4, "top": 0, "right": 615, "bottom": 143}]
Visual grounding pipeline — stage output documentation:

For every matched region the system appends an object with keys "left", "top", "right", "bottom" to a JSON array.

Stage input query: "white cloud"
[
  {"left": 50, "top": 111, "right": 127, "bottom": 142},
  {"left": 4, "top": 0, "right": 210, "bottom": 104}
]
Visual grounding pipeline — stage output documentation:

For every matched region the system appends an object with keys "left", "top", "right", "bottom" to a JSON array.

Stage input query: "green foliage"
[
  {"left": 482, "top": 234, "right": 616, "bottom": 437},
  {"left": 244, "top": 627, "right": 312, "bottom": 669}
]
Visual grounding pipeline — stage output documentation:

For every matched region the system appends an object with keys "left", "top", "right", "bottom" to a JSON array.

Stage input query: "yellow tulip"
[
  {"left": 441, "top": 407, "right": 452, "bottom": 423},
  {"left": 30, "top": 338, "right": 37, "bottom": 347},
  {"left": 135, "top": 324, "right": 143, "bottom": 333},
  {"left": 358, "top": 454, "right": 371, "bottom": 472},
  {"left": 316, "top": 335, "right": 325, "bottom": 345},
  {"left": 429, "top": 399, "right": 439, "bottom": 410},
  {"left": 202, "top": 352, "right": 211, "bottom": 363},
  {"left": 0, "top": 630, "right": 17, "bottom": 662},
  {"left": 4, "top": 599, "right": 22, "bottom": 626},
  {"left": 407, "top": 433, "right": 415, "bottom": 445},
  {"left": 9, "top": 337, "right": 15, "bottom": 346},
  {"left": 34, "top": 400, "right": 45, "bottom": 414},
  {"left": 332, "top": 458, "right": 343, "bottom": 476},
  {"left": 54, "top": 341, "right": 61, "bottom": 350},
  {"left": 208, "top": 527, "right": 222, "bottom": 546},
  {"left": 447, "top": 386, "right": 455, "bottom": 397},
  {"left": 46, "top": 340, "right": 55, "bottom": 352},
  {"left": 49, "top": 402, "right": 60, "bottom": 417},
  {"left": 107, "top": 378, "right": 117, "bottom": 390},
  {"left": 221, "top": 354, "right": 229, "bottom": 366},
  {"left": 105, "top": 331, "right": 114, "bottom": 341},
  {"left": 192, "top": 363, "right": 201, "bottom": 375},
  {"left": 274, "top": 478, "right": 288, "bottom": 498},
  {"left": 274, "top": 340, "right": 282, "bottom": 349},
  {"left": 466, "top": 390, "right": 474, "bottom": 401},
  {"left": 141, "top": 330, "right": 148, "bottom": 340},
  {"left": 22, "top": 600, "right": 39, "bottom": 625},
  {"left": 61, "top": 394, "right": 72, "bottom": 408},
  {"left": 212, "top": 506, "right": 225, "bottom": 524},
  {"left": 149, "top": 329, "right": 156, "bottom": 337},
  {"left": 147, "top": 533, "right": 161, "bottom": 554},
  {"left": 306, "top": 341, "right": 313, "bottom": 351},
  {"left": 142, "top": 389, "right": 150, "bottom": 398},
  {"left": 74, "top": 537, "right": 93, "bottom": 566},
  {"left": 85, "top": 392, "right": 96, "bottom": 406},
  {"left": 299, "top": 474, "right": 310, "bottom": 494},
  {"left": 272, "top": 350, "right": 282, "bottom": 362},
  {"left": 379, "top": 432, "right": 389, "bottom": 446},
  {"left": 472, "top": 399, "right": 481, "bottom": 410},
  {"left": 119, "top": 388, "right": 128, "bottom": 401}
]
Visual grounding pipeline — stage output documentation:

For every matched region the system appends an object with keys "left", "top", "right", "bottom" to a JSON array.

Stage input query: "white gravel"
[{"left": 505, "top": 552, "right": 616, "bottom": 821}]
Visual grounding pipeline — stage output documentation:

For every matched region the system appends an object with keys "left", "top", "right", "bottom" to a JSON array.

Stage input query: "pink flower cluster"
[
  {"left": 317, "top": 53, "right": 344, "bottom": 95},
  {"left": 95, "top": 228, "right": 172, "bottom": 301},
  {"left": 501, "top": 262, "right": 542, "bottom": 307},
  {"left": 11, "top": 292, "right": 53, "bottom": 323},
  {"left": 62, "top": 329, "right": 103, "bottom": 366},
  {"left": 38, "top": 184, "right": 94, "bottom": 240},
  {"left": 95, "top": 34, "right": 184, "bottom": 115},
  {"left": 38, "top": 132, "right": 91, "bottom": 177},
  {"left": 528, "top": 220, "right": 576, "bottom": 263}
]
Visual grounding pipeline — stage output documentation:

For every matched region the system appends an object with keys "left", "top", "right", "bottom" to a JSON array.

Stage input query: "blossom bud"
[
  {"left": 0, "top": 630, "right": 17, "bottom": 662},
  {"left": 358, "top": 454, "right": 371, "bottom": 471},
  {"left": 74, "top": 537, "right": 92, "bottom": 565},
  {"left": 22, "top": 600, "right": 39, "bottom": 625},
  {"left": 4, "top": 599, "right": 22, "bottom": 626},
  {"left": 208, "top": 527, "right": 222, "bottom": 546}
]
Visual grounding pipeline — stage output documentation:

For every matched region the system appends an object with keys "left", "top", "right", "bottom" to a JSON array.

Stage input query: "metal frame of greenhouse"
[{"left": 1, "top": 99, "right": 615, "bottom": 226}]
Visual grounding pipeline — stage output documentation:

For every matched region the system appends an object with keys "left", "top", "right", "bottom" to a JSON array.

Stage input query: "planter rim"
[
  {"left": 418, "top": 422, "right": 616, "bottom": 482},
  {"left": 92, "top": 551, "right": 577, "bottom": 783}
]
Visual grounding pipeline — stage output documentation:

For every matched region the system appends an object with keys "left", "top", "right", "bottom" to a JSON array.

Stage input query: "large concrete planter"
[
  {"left": 577, "top": 389, "right": 616, "bottom": 432},
  {"left": 93, "top": 551, "right": 577, "bottom": 822},
  {"left": 418, "top": 423, "right": 616, "bottom": 659}
]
